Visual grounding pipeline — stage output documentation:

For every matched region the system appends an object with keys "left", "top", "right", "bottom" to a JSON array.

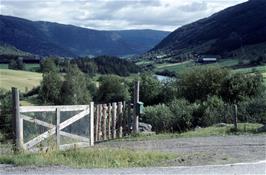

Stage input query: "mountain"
[
  {"left": 151, "top": 0, "right": 266, "bottom": 57},
  {"left": 0, "top": 15, "right": 169, "bottom": 57}
]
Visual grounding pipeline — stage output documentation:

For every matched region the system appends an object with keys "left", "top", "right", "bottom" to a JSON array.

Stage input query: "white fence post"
[{"left": 90, "top": 102, "right": 94, "bottom": 146}]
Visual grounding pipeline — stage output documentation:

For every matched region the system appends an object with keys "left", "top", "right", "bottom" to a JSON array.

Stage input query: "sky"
[{"left": 0, "top": 0, "right": 248, "bottom": 31}]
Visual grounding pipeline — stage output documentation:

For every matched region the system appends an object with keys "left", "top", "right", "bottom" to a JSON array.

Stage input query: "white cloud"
[{"left": 0, "top": 0, "right": 248, "bottom": 31}]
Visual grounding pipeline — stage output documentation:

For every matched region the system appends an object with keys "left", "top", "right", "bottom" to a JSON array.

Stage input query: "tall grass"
[{"left": 0, "top": 148, "right": 175, "bottom": 168}]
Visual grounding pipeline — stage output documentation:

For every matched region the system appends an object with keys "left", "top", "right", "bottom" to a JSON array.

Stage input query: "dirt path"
[
  {"left": 98, "top": 135, "right": 266, "bottom": 166},
  {"left": 1, "top": 135, "right": 265, "bottom": 174}
]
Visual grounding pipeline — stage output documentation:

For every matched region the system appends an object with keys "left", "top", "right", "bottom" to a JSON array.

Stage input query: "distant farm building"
[{"left": 196, "top": 55, "right": 219, "bottom": 64}]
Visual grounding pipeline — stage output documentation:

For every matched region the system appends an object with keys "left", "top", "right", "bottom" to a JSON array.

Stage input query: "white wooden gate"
[{"left": 17, "top": 103, "right": 94, "bottom": 152}]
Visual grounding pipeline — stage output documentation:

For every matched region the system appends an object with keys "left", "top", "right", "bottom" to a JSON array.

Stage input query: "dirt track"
[
  {"left": 98, "top": 135, "right": 266, "bottom": 166},
  {"left": 1, "top": 135, "right": 266, "bottom": 174}
]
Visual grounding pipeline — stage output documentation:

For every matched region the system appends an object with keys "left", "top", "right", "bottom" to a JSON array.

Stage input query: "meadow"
[{"left": 0, "top": 69, "right": 42, "bottom": 92}]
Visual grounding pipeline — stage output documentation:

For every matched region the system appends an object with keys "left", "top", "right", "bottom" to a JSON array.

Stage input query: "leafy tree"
[
  {"left": 39, "top": 71, "right": 62, "bottom": 104},
  {"left": 60, "top": 64, "right": 92, "bottom": 105},
  {"left": 40, "top": 58, "right": 58, "bottom": 73},
  {"left": 8, "top": 58, "right": 25, "bottom": 70},
  {"left": 139, "top": 73, "right": 162, "bottom": 105},
  {"left": 0, "top": 89, "right": 12, "bottom": 139},
  {"left": 96, "top": 75, "right": 130, "bottom": 103},
  {"left": 179, "top": 66, "right": 230, "bottom": 102},
  {"left": 220, "top": 72, "right": 264, "bottom": 103}
]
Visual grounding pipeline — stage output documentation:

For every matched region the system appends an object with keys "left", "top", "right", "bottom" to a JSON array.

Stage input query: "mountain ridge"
[
  {"left": 0, "top": 15, "right": 169, "bottom": 57},
  {"left": 151, "top": 0, "right": 266, "bottom": 58}
]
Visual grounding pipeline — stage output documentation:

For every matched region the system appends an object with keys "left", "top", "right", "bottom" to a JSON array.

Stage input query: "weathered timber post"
[
  {"left": 56, "top": 108, "right": 60, "bottom": 148},
  {"left": 122, "top": 101, "right": 127, "bottom": 135},
  {"left": 133, "top": 80, "right": 140, "bottom": 133},
  {"left": 95, "top": 105, "right": 99, "bottom": 142},
  {"left": 108, "top": 103, "right": 112, "bottom": 139},
  {"left": 112, "top": 102, "right": 117, "bottom": 139},
  {"left": 127, "top": 102, "right": 132, "bottom": 133},
  {"left": 102, "top": 104, "right": 107, "bottom": 140},
  {"left": 12, "top": 87, "right": 23, "bottom": 151},
  {"left": 98, "top": 104, "right": 102, "bottom": 141},
  {"left": 234, "top": 104, "right": 238, "bottom": 130},
  {"left": 90, "top": 102, "right": 94, "bottom": 146},
  {"left": 118, "top": 102, "right": 123, "bottom": 138}
]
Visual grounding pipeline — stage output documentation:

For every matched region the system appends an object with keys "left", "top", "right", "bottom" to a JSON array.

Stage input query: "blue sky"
[{"left": 0, "top": 0, "right": 248, "bottom": 31}]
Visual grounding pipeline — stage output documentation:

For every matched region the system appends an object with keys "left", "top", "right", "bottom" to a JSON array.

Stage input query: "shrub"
[
  {"left": 201, "top": 96, "right": 228, "bottom": 127},
  {"left": 179, "top": 66, "right": 229, "bottom": 102},
  {"left": 96, "top": 75, "right": 130, "bottom": 103},
  {"left": 168, "top": 99, "right": 194, "bottom": 132},
  {"left": 143, "top": 104, "right": 174, "bottom": 133},
  {"left": 139, "top": 73, "right": 162, "bottom": 105},
  {"left": 220, "top": 72, "right": 264, "bottom": 103}
]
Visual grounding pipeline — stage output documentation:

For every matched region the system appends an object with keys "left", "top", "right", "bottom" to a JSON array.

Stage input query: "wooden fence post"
[
  {"left": 108, "top": 103, "right": 112, "bottom": 139},
  {"left": 98, "top": 104, "right": 102, "bottom": 141},
  {"left": 127, "top": 102, "right": 132, "bottom": 133},
  {"left": 118, "top": 102, "right": 123, "bottom": 138},
  {"left": 133, "top": 80, "right": 140, "bottom": 133},
  {"left": 12, "top": 87, "right": 23, "bottom": 151},
  {"left": 112, "top": 102, "right": 117, "bottom": 139},
  {"left": 102, "top": 104, "right": 107, "bottom": 140},
  {"left": 95, "top": 105, "right": 99, "bottom": 142},
  {"left": 56, "top": 108, "right": 60, "bottom": 148},
  {"left": 234, "top": 104, "right": 238, "bottom": 130},
  {"left": 122, "top": 101, "right": 127, "bottom": 135},
  {"left": 90, "top": 102, "right": 94, "bottom": 146}
]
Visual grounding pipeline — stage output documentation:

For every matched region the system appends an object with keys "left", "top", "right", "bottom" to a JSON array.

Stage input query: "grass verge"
[
  {"left": 119, "top": 123, "right": 265, "bottom": 141},
  {"left": 0, "top": 148, "right": 175, "bottom": 168}
]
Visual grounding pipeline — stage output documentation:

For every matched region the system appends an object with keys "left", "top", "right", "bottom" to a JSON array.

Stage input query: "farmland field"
[
  {"left": 0, "top": 69, "right": 42, "bottom": 92},
  {"left": 0, "top": 63, "right": 40, "bottom": 72}
]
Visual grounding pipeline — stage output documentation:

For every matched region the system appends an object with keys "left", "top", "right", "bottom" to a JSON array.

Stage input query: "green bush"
[
  {"left": 143, "top": 104, "right": 174, "bottom": 132},
  {"left": 238, "top": 95, "right": 266, "bottom": 124},
  {"left": 96, "top": 75, "right": 130, "bottom": 103},
  {"left": 168, "top": 99, "right": 194, "bottom": 132},
  {"left": 179, "top": 66, "right": 229, "bottom": 102},
  {"left": 201, "top": 96, "right": 228, "bottom": 127}
]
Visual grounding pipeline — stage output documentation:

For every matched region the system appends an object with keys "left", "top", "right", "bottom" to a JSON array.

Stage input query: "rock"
[
  {"left": 194, "top": 126, "right": 201, "bottom": 131},
  {"left": 256, "top": 124, "right": 266, "bottom": 132},
  {"left": 215, "top": 123, "right": 227, "bottom": 127},
  {"left": 139, "top": 122, "right": 152, "bottom": 132}
]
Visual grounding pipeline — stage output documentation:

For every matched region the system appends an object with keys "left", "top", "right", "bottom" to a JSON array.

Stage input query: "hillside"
[
  {"left": 0, "top": 15, "right": 169, "bottom": 57},
  {"left": 150, "top": 0, "right": 266, "bottom": 58}
]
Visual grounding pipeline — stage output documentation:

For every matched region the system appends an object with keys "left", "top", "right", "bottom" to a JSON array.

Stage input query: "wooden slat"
[
  {"left": 90, "top": 102, "right": 94, "bottom": 146},
  {"left": 56, "top": 108, "right": 60, "bottom": 147},
  {"left": 20, "top": 105, "right": 90, "bottom": 113},
  {"left": 102, "top": 104, "right": 107, "bottom": 140},
  {"left": 118, "top": 102, "right": 123, "bottom": 138},
  {"left": 60, "top": 131, "right": 90, "bottom": 142},
  {"left": 21, "top": 114, "right": 54, "bottom": 129},
  {"left": 59, "top": 142, "right": 91, "bottom": 151},
  {"left": 112, "top": 102, "right": 117, "bottom": 139},
  {"left": 59, "top": 108, "right": 90, "bottom": 130},
  {"left": 108, "top": 103, "right": 112, "bottom": 139},
  {"left": 95, "top": 105, "right": 99, "bottom": 142},
  {"left": 24, "top": 127, "right": 56, "bottom": 149}
]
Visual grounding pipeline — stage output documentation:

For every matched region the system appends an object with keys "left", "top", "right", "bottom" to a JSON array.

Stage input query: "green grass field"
[
  {"left": 0, "top": 63, "right": 40, "bottom": 72},
  {"left": 0, "top": 69, "right": 42, "bottom": 92},
  {"left": 120, "top": 123, "right": 264, "bottom": 141},
  {"left": 0, "top": 148, "right": 175, "bottom": 168}
]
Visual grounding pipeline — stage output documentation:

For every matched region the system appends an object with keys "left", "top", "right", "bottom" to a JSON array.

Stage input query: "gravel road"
[
  {"left": 99, "top": 135, "right": 266, "bottom": 166},
  {"left": 1, "top": 161, "right": 266, "bottom": 174},
  {"left": 1, "top": 135, "right": 266, "bottom": 174}
]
